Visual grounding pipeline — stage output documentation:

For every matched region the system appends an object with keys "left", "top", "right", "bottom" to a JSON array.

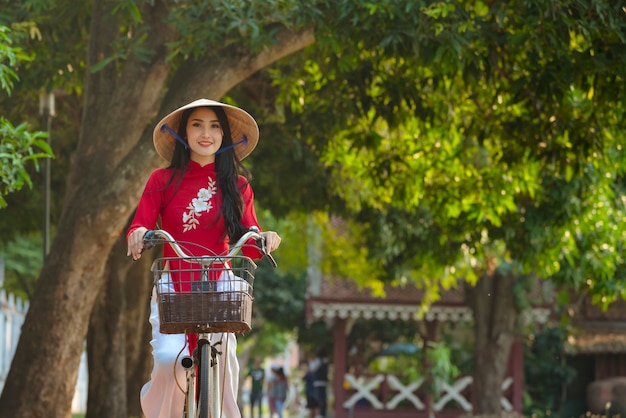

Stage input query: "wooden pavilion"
[{"left": 305, "top": 272, "right": 551, "bottom": 418}]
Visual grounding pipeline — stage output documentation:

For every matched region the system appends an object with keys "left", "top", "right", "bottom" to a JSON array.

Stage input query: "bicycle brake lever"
[
  {"left": 255, "top": 236, "right": 278, "bottom": 268},
  {"left": 265, "top": 253, "right": 278, "bottom": 268},
  {"left": 143, "top": 230, "right": 158, "bottom": 250}
]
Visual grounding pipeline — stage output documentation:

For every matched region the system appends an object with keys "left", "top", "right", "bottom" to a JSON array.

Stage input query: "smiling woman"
[{"left": 126, "top": 98, "right": 282, "bottom": 418}]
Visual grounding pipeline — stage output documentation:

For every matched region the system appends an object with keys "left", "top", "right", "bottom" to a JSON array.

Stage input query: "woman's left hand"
[{"left": 262, "top": 231, "right": 282, "bottom": 253}]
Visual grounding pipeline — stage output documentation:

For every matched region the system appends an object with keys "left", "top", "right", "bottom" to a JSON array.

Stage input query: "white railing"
[
  {"left": 0, "top": 289, "right": 87, "bottom": 413},
  {"left": 0, "top": 290, "right": 27, "bottom": 393},
  {"left": 343, "top": 373, "right": 514, "bottom": 412}
]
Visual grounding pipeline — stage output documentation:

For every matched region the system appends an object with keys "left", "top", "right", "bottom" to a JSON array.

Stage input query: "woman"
[{"left": 126, "top": 98, "right": 281, "bottom": 418}]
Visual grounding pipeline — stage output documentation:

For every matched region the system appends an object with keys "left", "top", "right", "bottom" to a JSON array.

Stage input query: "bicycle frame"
[{"left": 183, "top": 337, "right": 222, "bottom": 418}]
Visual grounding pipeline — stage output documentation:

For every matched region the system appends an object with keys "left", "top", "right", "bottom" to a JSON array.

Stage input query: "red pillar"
[
  {"left": 333, "top": 318, "right": 347, "bottom": 418},
  {"left": 510, "top": 339, "right": 524, "bottom": 412}
]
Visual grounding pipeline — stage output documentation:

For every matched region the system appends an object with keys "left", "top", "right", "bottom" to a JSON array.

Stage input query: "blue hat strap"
[
  {"left": 216, "top": 135, "right": 248, "bottom": 155},
  {"left": 160, "top": 124, "right": 190, "bottom": 150}
]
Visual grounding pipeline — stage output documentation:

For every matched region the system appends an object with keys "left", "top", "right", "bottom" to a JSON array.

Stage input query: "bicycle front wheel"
[{"left": 199, "top": 342, "right": 211, "bottom": 418}]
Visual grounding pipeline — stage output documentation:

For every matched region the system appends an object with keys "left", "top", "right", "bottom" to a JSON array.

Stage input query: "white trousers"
[{"left": 141, "top": 285, "right": 241, "bottom": 418}]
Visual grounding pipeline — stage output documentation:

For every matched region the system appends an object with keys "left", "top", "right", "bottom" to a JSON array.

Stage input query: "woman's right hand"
[{"left": 127, "top": 227, "right": 148, "bottom": 261}]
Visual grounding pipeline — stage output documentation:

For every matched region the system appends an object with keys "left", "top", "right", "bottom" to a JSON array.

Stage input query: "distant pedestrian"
[
  {"left": 247, "top": 356, "right": 266, "bottom": 418},
  {"left": 268, "top": 366, "right": 288, "bottom": 418},
  {"left": 302, "top": 360, "right": 319, "bottom": 418},
  {"left": 312, "top": 348, "right": 329, "bottom": 418},
  {"left": 267, "top": 363, "right": 279, "bottom": 417}
]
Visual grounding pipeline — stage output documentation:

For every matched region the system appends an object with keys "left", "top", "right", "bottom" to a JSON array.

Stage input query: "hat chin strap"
[
  {"left": 161, "top": 124, "right": 190, "bottom": 150},
  {"left": 215, "top": 135, "right": 248, "bottom": 155}
]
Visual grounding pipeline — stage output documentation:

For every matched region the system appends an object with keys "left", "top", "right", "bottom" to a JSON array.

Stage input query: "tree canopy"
[
  {"left": 268, "top": 0, "right": 626, "bottom": 306},
  {"left": 0, "top": 24, "right": 53, "bottom": 209}
]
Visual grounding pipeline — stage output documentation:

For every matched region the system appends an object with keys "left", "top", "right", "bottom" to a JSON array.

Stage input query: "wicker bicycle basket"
[{"left": 151, "top": 256, "right": 256, "bottom": 334}]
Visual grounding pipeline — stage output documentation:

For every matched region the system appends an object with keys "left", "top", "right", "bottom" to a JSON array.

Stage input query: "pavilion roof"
[
  {"left": 565, "top": 325, "right": 626, "bottom": 354},
  {"left": 312, "top": 275, "right": 465, "bottom": 305},
  {"left": 306, "top": 275, "right": 551, "bottom": 325},
  {"left": 565, "top": 298, "right": 626, "bottom": 354}
]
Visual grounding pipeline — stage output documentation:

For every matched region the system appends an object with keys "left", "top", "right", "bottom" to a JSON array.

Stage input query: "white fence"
[
  {"left": 0, "top": 289, "right": 88, "bottom": 413},
  {"left": 0, "top": 290, "right": 27, "bottom": 394}
]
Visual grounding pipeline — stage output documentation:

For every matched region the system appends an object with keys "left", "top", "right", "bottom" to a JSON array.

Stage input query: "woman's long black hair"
[{"left": 166, "top": 105, "right": 252, "bottom": 243}]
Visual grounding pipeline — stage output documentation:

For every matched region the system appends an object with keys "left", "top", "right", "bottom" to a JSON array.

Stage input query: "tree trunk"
[
  {"left": 122, "top": 257, "right": 155, "bottom": 418},
  {"left": 465, "top": 268, "right": 519, "bottom": 415},
  {"left": 0, "top": 2, "right": 173, "bottom": 415},
  {"left": 86, "top": 223, "right": 153, "bottom": 418},
  {"left": 0, "top": 0, "right": 314, "bottom": 414}
]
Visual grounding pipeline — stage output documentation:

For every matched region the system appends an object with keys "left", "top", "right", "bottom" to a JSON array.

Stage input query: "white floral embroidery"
[
  {"left": 197, "top": 188, "right": 213, "bottom": 201},
  {"left": 192, "top": 197, "right": 209, "bottom": 212},
  {"left": 183, "top": 177, "right": 217, "bottom": 232}
]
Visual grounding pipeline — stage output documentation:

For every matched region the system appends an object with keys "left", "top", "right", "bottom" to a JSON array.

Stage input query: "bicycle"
[{"left": 143, "top": 226, "right": 276, "bottom": 418}]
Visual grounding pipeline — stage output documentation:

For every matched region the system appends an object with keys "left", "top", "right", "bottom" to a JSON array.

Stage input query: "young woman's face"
[{"left": 185, "top": 107, "right": 223, "bottom": 165}]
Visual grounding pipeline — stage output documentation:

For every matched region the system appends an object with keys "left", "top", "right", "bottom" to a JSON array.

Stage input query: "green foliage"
[
  {"left": 445, "top": 324, "right": 475, "bottom": 376},
  {"left": 0, "top": 117, "right": 52, "bottom": 208},
  {"left": 425, "top": 341, "right": 460, "bottom": 397},
  {"left": 0, "top": 233, "right": 43, "bottom": 299},
  {"left": 354, "top": 323, "right": 459, "bottom": 397},
  {"left": 89, "top": 0, "right": 154, "bottom": 73},
  {"left": 0, "top": 23, "right": 54, "bottom": 208},
  {"left": 255, "top": 209, "right": 309, "bottom": 275},
  {"left": 240, "top": 320, "right": 293, "bottom": 359},
  {"left": 271, "top": 0, "right": 626, "bottom": 305},
  {"left": 523, "top": 325, "right": 576, "bottom": 417},
  {"left": 89, "top": 0, "right": 325, "bottom": 68},
  {"left": 0, "top": 1, "right": 89, "bottom": 93},
  {"left": 253, "top": 264, "right": 307, "bottom": 330},
  {"left": 297, "top": 321, "right": 334, "bottom": 357},
  {"left": 0, "top": 25, "right": 31, "bottom": 93},
  {"left": 316, "top": 212, "right": 387, "bottom": 295},
  {"left": 246, "top": 208, "right": 315, "bottom": 351},
  {"left": 370, "top": 339, "right": 460, "bottom": 399}
]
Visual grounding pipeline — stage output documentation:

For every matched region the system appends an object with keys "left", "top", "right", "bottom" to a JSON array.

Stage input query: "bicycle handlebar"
[{"left": 143, "top": 226, "right": 277, "bottom": 267}]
